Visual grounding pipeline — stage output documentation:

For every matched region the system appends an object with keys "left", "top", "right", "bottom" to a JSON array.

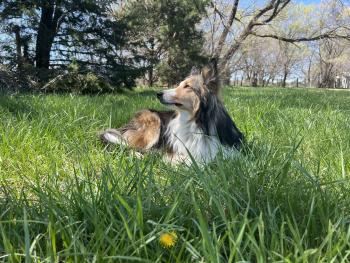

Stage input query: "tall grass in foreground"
[{"left": 0, "top": 87, "right": 349, "bottom": 262}]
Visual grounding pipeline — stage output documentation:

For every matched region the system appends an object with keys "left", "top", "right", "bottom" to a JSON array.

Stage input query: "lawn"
[{"left": 0, "top": 87, "right": 350, "bottom": 262}]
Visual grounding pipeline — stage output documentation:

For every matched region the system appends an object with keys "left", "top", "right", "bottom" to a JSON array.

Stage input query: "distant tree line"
[{"left": 0, "top": 0, "right": 349, "bottom": 92}]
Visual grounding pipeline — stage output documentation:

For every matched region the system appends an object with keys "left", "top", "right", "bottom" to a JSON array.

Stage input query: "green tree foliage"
[
  {"left": 122, "top": 0, "right": 209, "bottom": 86},
  {"left": 0, "top": 0, "right": 209, "bottom": 90},
  {"left": 0, "top": 0, "right": 140, "bottom": 89}
]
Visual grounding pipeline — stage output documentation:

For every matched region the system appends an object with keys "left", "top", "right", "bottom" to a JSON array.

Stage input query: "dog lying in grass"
[{"left": 100, "top": 60, "right": 243, "bottom": 164}]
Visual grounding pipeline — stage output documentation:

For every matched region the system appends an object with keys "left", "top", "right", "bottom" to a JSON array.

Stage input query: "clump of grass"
[{"left": 0, "top": 87, "right": 349, "bottom": 262}]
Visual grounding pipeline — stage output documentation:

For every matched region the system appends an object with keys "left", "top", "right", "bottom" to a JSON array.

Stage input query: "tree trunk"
[
  {"left": 23, "top": 40, "right": 30, "bottom": 64},
  {"left": 12, "top": 26, "right": 22, "bottom": 71},
  {"left": 282, "top": 73, "right": 287, "bottom": 88},
  {"left": 35, "top": 0, "right": 62, "bottom": 69},
  {"left": 307, "top": 58, "right": 312, "bottom": 87},
  {"left": 319, "top": 63, "right": 334, "bottom": 88},
  {"left": 147, "top": 67, "right": 154, "bottom": 87},
  {"left": 282, "top": 66, "right": 288, "bottom": 88},
  {"left": 251, "top": 72, "right": 258, "bottom": 87}
]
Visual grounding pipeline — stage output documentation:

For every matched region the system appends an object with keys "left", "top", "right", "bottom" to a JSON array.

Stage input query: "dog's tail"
[{"left": 99, "top": 129, "right": 125, "bottom": 145}]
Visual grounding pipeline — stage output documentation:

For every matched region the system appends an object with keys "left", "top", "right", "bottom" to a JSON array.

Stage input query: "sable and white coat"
[{"left": 100, "top": 60, "right": 243, "bottom": 164}]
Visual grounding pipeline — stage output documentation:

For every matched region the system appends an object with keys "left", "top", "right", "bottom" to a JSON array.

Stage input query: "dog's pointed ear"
[
  {"left": 190, "top": 66, "right": 200, "bottom": 76},
  {"left": 201, "top": 58, "right": 219, "bottom": 94}
]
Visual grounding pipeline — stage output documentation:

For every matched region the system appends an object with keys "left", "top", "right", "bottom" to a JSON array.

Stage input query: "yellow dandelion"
[{"left": 159, "top": 231, "right": 178, "bottom": 248}]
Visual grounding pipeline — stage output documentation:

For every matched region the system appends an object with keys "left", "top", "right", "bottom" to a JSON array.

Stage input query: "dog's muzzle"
[{"left": 156, "top": 89, "right": 182, "bottom": 107}]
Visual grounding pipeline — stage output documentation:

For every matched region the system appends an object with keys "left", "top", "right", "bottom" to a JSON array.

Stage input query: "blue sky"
[{"left": 296, "top": 0, "right": 321, "bottom": 3}]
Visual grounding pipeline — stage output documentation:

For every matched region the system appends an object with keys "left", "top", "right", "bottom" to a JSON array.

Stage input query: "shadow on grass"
[{"left": 0, "top": 95, "right": 38, "bottom": 117}]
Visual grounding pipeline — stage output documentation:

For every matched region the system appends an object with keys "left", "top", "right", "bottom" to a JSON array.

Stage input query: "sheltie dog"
[{"left": 99, "top": 60, "right": 243, "bottom": 164}]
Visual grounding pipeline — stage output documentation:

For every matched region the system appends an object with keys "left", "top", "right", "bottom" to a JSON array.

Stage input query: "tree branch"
[
  {"left": 219, "top": 0, "right": 293, "bottom": 67},
  {"left": 262, "top": 0, "right": 290, "bottom": 24},
  {"left": 212, "top": 0, "right": 240, "bottom": 57},
  {"left": 251, "top": 31, "right": 350, "bottom": 43}
]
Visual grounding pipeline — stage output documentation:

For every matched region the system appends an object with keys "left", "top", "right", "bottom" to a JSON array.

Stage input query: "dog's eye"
[{"left": 184, "top": 85, "right": 191, "bottom": 89}]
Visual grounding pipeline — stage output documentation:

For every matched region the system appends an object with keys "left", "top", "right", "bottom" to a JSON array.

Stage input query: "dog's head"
[{"left": 157, "top": 59, "right": 219, "bottom": 115}]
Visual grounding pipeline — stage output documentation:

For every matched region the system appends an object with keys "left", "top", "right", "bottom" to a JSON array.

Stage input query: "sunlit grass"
[{"left": 0, "top": 87, "right": 349, "bottom": 262}]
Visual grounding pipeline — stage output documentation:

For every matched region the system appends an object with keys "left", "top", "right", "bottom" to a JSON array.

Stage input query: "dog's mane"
[
  {"left": 184, "top": 59, "right": 244, "bottom": 150},
  {"left": 193, "top": 81, "right": 243, "bottom": 149}
]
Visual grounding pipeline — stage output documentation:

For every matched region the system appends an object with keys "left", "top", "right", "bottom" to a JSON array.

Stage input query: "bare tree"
[
  {"left": 317, "top": 39, "right": 346, "bottom": 88},
  {"left": 208, "top": 0, "right": 350, "bottom": 71},
  {"left": 278, "top": 41, "right": 305, "bottom": 88},
  {"left": 238, "top": 36, "right": 280, "bottom": 87}
]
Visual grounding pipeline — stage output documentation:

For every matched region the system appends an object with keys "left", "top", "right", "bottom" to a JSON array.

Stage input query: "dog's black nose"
[{"left": 156, "top": 92, "right": 163, "bottom": 99}]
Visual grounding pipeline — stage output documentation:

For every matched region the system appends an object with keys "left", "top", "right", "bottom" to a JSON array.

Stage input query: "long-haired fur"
[{"left": 100, "top": 59, "right": 244, "bottom": 164}]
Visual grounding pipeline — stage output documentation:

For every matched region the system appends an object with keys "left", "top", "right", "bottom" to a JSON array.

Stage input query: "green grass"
[{"left": 0, "top": 87, "right": 350, "bottom": 262}]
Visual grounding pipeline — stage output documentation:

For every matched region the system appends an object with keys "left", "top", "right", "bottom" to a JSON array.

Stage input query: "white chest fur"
[{"left": 165, "top": 111, "right": 221, "bottom": 164}]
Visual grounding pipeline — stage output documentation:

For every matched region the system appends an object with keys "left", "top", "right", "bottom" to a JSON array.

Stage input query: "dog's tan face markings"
[
  {"left": 159, "top": 62, "right": 219, "bottom": 115},
  {"left": 171, "top": 75, "right": 204, "bottom": 114}
]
